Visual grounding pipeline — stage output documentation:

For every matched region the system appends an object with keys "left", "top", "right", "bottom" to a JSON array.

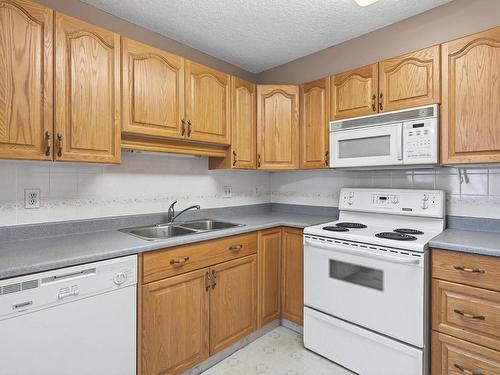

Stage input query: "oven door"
[
  {"left": 330, "top": 123, "right": 403, "bottom": 167},
  {"left": 304, "top": 236, "right": 426, "bottom": 347}
]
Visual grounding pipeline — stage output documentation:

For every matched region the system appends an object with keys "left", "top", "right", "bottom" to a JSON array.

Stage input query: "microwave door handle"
[
  {"left": 305, "top": 239, "right": 420, "bottom": 265},
  {"left": 396, "top": 125, "right": 403, "bottom": 160}
]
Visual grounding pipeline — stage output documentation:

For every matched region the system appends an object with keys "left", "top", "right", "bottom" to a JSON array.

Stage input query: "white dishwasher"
[{"left": 0, "top": 255, "right": 137, "bottom": 375}]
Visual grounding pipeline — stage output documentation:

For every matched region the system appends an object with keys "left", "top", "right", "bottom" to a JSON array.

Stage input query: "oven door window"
[
  {"left": 330, "top": 259, "right": 383, "bottom": 291},
  {"left": 338, "top": 135, "right": 390, "bottom": 159}
]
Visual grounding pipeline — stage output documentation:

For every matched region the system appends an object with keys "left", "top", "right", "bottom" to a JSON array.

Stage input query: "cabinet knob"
[
  {"left": 229, "top": 244, "right": 243, "bottom": 252},
  {"left": 211, "top": 270, "right": 217, "bottom": 289},
  {"left": 371, "top": 94, "right": 376, "bottom": 112},
  {"left": 379, "top": 93, "right": 383, "bottom": 111},
  {"left": 44, "top": 131, "right": 51, "bottom": 156},
  {"left": 187, "top": 120, "right": 192, "bottom": 137},
  {"left": 56, "top": 133, "right": 63, "bottom": 157},
  {"left": 181, "top": 119, "right": 186, "bottom": 136},
  {"left": 232, "top": 150, "right": 237, "bottom": 166},
  {"left": 205, "top": 271, "right": 211, "bottom": 291},
  {"left": 257, "top": 154, "right": 261, "bottom": 168}
]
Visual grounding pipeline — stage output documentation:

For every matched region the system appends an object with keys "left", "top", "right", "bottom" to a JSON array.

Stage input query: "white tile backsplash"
[{"left": 0, "top": 153, "right": 498, "bottom": 226}]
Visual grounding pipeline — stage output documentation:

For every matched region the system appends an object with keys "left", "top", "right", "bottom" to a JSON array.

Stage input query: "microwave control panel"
[{"left": 403, "top": 118, "right": 438, "bottom": 165}]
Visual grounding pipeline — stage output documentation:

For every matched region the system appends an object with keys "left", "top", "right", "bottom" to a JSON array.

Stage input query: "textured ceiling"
[{"left": 81, "top": 0, "right": 451, "bottom": 73}]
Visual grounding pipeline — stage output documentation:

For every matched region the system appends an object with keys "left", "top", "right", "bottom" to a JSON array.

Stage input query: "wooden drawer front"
[
  {"left": 432, "top": 332, "right": 500, "bottom": 375},
  {"left": 143, "top": 233, "right": 257, "bottom": 283},
  {"left": 433, "top": 280, "right": 500, "bottom": 351},
  {"left": 432, "top": 249, "right": 500, "bottom": 292}
]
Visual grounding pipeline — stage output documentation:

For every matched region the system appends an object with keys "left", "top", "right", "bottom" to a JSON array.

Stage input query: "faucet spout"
[{"left": 171, "top": 204, "right": 201, "bottom": 223}]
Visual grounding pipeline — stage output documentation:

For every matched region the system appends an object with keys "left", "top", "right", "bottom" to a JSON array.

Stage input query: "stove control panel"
[{"left": 340, "top": 188, "right": 444, "bottom": 218}]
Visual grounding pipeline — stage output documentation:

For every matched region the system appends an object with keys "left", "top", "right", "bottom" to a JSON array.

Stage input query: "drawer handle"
[
  {"left": 453, "top": 265, "right": 485, "bottom": 274},
  {"left": 454, "top": 309, "right": 485, "bottom": 320},
  {"left": 229, "top": 244, "right": 243, "bottom": 252},
  {"left": 454, "top": 363, "right": 483, "bottom": 375},
  {"left": 170, "top": 256, "right": 190, "bottom": 266}
]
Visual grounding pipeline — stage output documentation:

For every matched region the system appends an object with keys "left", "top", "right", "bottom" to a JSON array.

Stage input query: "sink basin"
[
  {"left": 178, "top": 219, "right": 242, "bottom": 231},
  {"left": 123, "top": 225, "right": 196, "bottom": 240}
]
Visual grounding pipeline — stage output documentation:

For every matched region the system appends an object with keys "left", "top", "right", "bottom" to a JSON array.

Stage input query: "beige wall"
[
  {"left": 257, "top": 0, "right": 500, "bottom": 84},
  {"left": 37, "top": 0, "right": 256, "bottom": 82}
]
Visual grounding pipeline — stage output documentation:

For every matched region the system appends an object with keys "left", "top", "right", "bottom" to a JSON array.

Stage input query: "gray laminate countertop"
[
  {"left": 0, "top": 212, "right": 334, "bottom": 280},
  {"left": 429, "top": 229, "right": 500, "bottom": 257}
]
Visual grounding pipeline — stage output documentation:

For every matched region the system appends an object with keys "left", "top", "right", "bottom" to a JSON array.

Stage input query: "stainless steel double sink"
[{"left": 120, "top": 219, "right": 243, "bottom": 241}]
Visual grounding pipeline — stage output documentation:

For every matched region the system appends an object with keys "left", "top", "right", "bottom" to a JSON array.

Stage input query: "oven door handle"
[{"left": 305, "top": 239, "right": 420, "bottom": 265}]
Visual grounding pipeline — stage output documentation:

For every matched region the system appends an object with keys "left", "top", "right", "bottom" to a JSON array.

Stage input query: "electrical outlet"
[
  {"left": 24, "top": 188, "right": 41, "bottom": 209},
  {"left": 223, "top": 185, "right": 232, "bottom": 198},
  {"left": 255, "top": 186, "right": 260, "bottom": 195}
]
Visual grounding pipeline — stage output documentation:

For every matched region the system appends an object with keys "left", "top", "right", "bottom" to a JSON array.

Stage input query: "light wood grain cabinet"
[
  {"left": 441, "top": 27, "right": 500, "bottom": 164},
  {"left": 331, "top": 63, "right": 378, "bottom": 120},
  {"left": 141, "top": 268, "right": 210, "bottom": 375},
  {"left": 257, "top": 228, "right": 282, "bottom": 327},
  {"left": 0, "top": 0, "right": 53, "bottom": 161},
  {"left": 300, "top": 78, "right": 330, "bottom": 169},
  {"left": 122, "top": 37, "right": 184, "bottom": 139},
  {"left": 55, "top": 13, "right": 121, "bottom": 163},
  {"left": 210, "top": 255, "right": 257, "bottom": 354},
  {"left": 379, "top": 45, "right": 440, "bottom": 112},
  {"left": 281, "top": 227, "right": 304, "bottom": 325},
  {"left": 185, "top": 61, "right": 230, "bottom": 145},
  {"left": 257, "top": 85, "right": 300, "bottom": 169}
]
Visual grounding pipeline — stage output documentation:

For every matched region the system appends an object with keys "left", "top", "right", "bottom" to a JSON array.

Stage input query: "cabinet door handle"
[
  {"left": 170, "top": 256, "right": 190, "bottom": 266},
  {"left": 205, "top": 271, "right": 211, "bottom": 291},
  {"left": 325, "top": 150, "right": 329, "bottom": 166},
  {"left": 454, "top": 309, "right": 485, "bottom": 320},
  {"left": 257, "top": 154, "right": 261, "bottom": 168},
  {"left": 44, "top": 131, "right": 51, "bottom": 156},
  {"left": 211, "top": 270, "right": 217, "bottom": 289},
  {"left": 187, "top": 120, "right": 192, "bottom": 137},
  {"left": 453, "top": 363, "right": 483, "bottom": 375},
  {"left": 371, "top": 94, "right": 376, "bottom": 112},
  {"left": 379, "top": 93, "right": 383, "bottom": 111},
  {"left": 232, "top": 150, "right": 237, "bottom": 166},
  {"left": 56, "top": 133, "right": 63, "bottom": 157},
  {"left": 229, "top": 244, "right": 243, "bottom": 252},
  {"left": 181, "top": 119, "right": 186, "bottom": 136},
  {"left": 453, "top": 265, "right": 485, "bottom": 274}
]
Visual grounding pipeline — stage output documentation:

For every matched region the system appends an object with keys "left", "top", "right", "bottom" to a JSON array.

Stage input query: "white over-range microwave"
[{"left": 329, "top": 104, "right": 438, "bottom": 169}]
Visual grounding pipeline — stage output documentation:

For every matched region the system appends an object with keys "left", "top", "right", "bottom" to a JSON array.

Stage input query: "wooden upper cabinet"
[
  {"left": 231, "top": 77, "right": 256, "bottom": 168},
  {"left": 55, "top": 13, "right": 121, "bottom": 163},
  {"left": 331, "top": 63, "right": 378, "bottom": 120},
  {"left": 0, "top": 0, "right": 53, "bottom": 160},
  {"left": 379, "top": 45, "right": 440, "bottom": 112},
  {"left": 210, "top": 255, "right": 257, "bottom": 354},
  {"left": 281, "top": 228, "right": 304, "bottom": 325},
  {"left": 441, "top": 27, "right": 500, "bottom": 164},
  {"left": 185, "top": 61, "right": 230, "bottom": 144},
  {"left": 141, "top": 268, "right": 209, "bottom": 375},
  {"left": 300, "top": 78, "right": 330, "bottom": 169},
  {"left": 257, "top": 85, "right": 300, "bottom": 169},
  {"left": 121, "top": 37, "right": 184, "bottom": 139}
]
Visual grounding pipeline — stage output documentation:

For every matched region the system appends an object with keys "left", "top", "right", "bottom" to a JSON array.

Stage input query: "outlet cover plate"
[{"left": 24, "top": 188, "right": 41, "bottom": 209}]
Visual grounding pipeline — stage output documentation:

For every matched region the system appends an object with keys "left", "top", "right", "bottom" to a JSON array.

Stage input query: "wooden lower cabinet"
[
  {"left": 210, "top": 255, "right": 257, "bottom": 354},
  {"left": 281, "top": 227, "right": 304, "bottom": 325},
  {"left": 141, "top": 268, "right": 210, "bottom": 375},
  {"left": 257, "top": 228, "right": 282, "bottom": 327}
]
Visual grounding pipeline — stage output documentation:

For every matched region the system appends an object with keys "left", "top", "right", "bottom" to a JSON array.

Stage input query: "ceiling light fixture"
[{"left": 354, "top": 0, "right": 380, "bottom": 6}]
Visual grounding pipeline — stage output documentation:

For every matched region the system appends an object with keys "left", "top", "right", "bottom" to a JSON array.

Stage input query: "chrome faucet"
[{"left": 166, "top": 201, "right": 201, "bottom": 223}]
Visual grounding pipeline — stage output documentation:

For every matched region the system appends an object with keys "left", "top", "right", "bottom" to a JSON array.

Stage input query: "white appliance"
[
  {"left": 303, "top": 188, "right": 445, "bottom": 375},
  {"left": 0, "top": 255, "right": 137, "bottom": 375},
  {"left": 329, "top": 104, "right": 438, "bottom": 168}
]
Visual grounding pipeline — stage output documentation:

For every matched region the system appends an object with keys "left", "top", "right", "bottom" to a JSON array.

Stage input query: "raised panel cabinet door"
[
  {"left": 257, "top": 228, "right": 282, "bottom": 327},
  {"left": 209, "top": 255, "right": 257, "bottom": 354},
  {"left": 184, "top": 60, "right": 230, "bottom": 144},
  {"left": 379, "top": 45, "right": 440, "bottom": 112},
  {"left": 0, "top": 0, "right": 53, "bottom": 160},
  {"left": 281, "top": 227, "right": 304, "bottom": 325},
  {"left": 141, "top": 268, "right": 209, "bottom": 375},
  {"left": 300, "top": 78, "right": 330, "bottom": 169},
  {"left": 331, "top": 63, "right": 378, "bottom": 120},
  {"left": 257, "top": 85, "right": 300, "bottom": 170},
  {"left": 231, "top": 77, "right": 256, "bottom": 168},
  {"left": 122, "top": 37, "right": 184, "bottom": 139},
  {"left": 55, "top": 13, "right": 121, "bottom": 163},
  {"left": 441, "top": 27, "right": 500, "bottom": 164}
]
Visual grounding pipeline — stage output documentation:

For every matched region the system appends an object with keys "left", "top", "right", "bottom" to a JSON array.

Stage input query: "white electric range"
[{"left": 303, "top": 188, "right": 445, "bottom": 375}]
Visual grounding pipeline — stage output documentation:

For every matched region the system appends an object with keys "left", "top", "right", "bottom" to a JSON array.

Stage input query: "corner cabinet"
[
  {"left": 185, "top": 61, "right": 230, "bottom": 145},
  {"left": 0, "top": 0, "right": 53, "bottom": 161},
  {"left": 441, "top": 27, "right": 500, "bottom": 164},
  {"left": 257, "top": 85, "right": 300, "bottom": 169},
  {"left": 378, "top": 45, "right": 440, "bottom": 112},
  {"left": 331, "top": 63, "right": 378, "bottom": 120},
  {"left": 121, "top": 37, "right": 185, "bottom": 139},
  {"left": 300, "top": 78, "right": 330, "bottom": 168},
  {"left": 54, "top": 13, "right": 121, "bottom": 163}
]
